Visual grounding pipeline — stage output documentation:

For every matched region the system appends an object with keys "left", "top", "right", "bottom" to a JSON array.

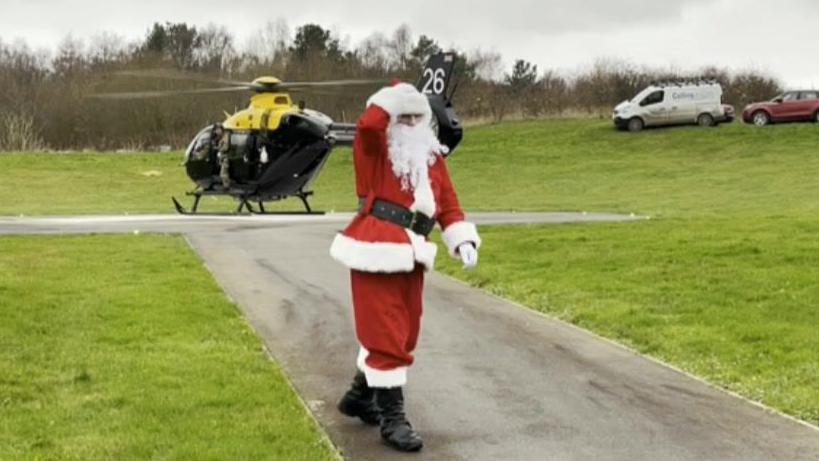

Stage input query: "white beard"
[
  {"left": 386, "top": 122, "right": 443, "bottom": 217},
  {"left": 387, "top": 122, "right": 439, "bottom": 191}
]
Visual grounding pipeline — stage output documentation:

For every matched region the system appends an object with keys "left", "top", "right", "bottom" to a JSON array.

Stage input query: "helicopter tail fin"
[
  {"left": 414, "top": 52, "right": 463, "bottom": 155},
  {"left": 416, "top": 52, "right": 457, "bottom": 101}
]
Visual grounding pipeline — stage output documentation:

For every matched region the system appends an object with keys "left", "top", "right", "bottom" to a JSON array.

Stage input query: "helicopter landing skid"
[{"left": 171, "top": 190, "right": 324, "bottom": 215}]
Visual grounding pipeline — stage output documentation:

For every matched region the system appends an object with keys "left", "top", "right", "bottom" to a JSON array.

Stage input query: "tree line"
[{"left": 0, "top": 21, "right": 782, "bottom": 151}]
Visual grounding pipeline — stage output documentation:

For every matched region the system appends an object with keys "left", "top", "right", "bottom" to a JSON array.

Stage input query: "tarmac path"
[{"left": 2, "top": 212, "right": 817, "bottom": 460}]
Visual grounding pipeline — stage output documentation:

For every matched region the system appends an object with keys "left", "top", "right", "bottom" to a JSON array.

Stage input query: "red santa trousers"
[{"left": 350, "top": 264, "right": 424, "bottom": 388}]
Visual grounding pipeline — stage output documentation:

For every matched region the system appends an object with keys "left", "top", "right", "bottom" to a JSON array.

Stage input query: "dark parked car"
[{"left": 742, "top": 90, "right": 819, "bottom": 126}]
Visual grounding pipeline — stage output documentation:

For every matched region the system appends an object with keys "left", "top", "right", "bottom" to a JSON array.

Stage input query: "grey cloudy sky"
[{"left": 2, "top": 0, "right": 817, "bottom": 88}]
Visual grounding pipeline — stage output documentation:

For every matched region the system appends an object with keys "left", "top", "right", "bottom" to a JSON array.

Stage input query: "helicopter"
[{"left": 93, "top": 52, "right": 464, "bottom": 214}]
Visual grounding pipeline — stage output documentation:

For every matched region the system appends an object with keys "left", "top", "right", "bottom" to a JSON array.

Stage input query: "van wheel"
[
  {"left": 697, "top": 113, "right": 715, "bottom": 127},
  {"left": 814, "top": 111, "right": 819, "bottom": 123},
  {"left": 752, "top": 111, "right": 770, "bottom": 126},
  {"left": 627, "top": 117, "right": 644, "bottom": 132}
]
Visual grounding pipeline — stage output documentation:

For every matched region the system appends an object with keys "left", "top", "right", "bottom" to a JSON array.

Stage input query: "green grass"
[
  {"left": 435, "top": 217, "right": 819, "bottom": 424},
  {"left": 0, "top": 151, "right": 356, "bottom": 215},
  {"left": 3, "top": 119, "right": 819, "bottom": 427},
  {"left": 0, "top": 235, "right": 337, "bottom": 460},
  {"left": 433, "top": 119, "right": 819, "bottom": 425},
  {"left": 449, "top": 119, "right": 819, "bottom": 218},
  {"left": 2, "top": 121, "right": 818, "bottom": 217}
]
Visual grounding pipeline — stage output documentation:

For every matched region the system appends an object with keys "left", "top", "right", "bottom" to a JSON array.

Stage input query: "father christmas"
[{"left": 330, "top": 82, "right": 480, "bottom": 452}]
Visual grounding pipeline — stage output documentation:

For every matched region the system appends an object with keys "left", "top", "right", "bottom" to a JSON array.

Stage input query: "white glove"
[{"left": 458, "top": 243, "right": 478, "bottom": 270}]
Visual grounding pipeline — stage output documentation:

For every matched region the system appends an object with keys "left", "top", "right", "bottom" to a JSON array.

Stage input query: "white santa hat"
[{"left": 366, "top": 82, "right": 432, "bottom": 125}]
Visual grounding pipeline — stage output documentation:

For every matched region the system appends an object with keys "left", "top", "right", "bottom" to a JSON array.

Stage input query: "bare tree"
[
  {"left": 538, "top": 70, "right": 569, "bottom": 115},
  {"left": 388, "top": 24, "right": 413, "bottom": 72},
  {"left": 246, "top": 18, "right": 290, "bottom": 67},
  {"left": 0, "top": 21, "right": 791, "bottom": 150},
  {"left": 469, "top": 49, "right": 504, "bottom": 82},
  {"left": 52, "top": 35, "right": 86, "bottom": 79},
  {"left": 0, "top": 40, "right": 48, "bottom": 116},
  {"left": 194, "top": 24, "right": 235, "bottom": 73},
  {"left": 87, "top": 31, "right": 127, "bottom": 70},
  {"left": 0, "top": 112, "right": 44, "bottom": 151},
  {"left": 727, "top": 72, "right": 781, "bottom": 108},
  {"left": 356, "top": 32, "right": 391, "bottom": 74}
]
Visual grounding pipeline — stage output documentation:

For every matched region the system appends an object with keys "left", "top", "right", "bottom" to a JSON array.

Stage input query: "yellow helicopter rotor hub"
[{"left": 252, "top": 76, "right": 282, "bottom": 86}]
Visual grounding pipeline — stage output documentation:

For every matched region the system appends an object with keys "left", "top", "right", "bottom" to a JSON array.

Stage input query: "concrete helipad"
[{"left": 2, "top": 212, "right": 817, "bottom": 461}]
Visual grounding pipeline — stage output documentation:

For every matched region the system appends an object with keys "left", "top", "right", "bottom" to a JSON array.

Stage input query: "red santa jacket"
[{"left": 330, "top": 84, "right": 480, "bottom": 273}]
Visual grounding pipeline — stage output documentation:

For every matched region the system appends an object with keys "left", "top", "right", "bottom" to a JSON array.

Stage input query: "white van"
[{"left": 613, "top": 81, "right": 734, "bottom": 132}]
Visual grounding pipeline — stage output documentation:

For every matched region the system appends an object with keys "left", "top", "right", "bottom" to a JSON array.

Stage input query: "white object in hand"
[{"left": 458, "top": 243, "right": 478, "bottom": 270}]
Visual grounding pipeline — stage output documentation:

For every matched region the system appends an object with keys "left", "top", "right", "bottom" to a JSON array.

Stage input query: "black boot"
[
  {"left": 375, "top": 387, "right": 423, "bottom": 452},
  {"left": 337, "top": 371, "right": 381, "bottom": 425}
]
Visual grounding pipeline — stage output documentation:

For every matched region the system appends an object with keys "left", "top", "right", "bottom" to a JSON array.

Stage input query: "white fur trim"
[
  {"left": 357, "top": 346, "right": 407, "bottom": 388},
  {"left": 330, "top": 233, "right": 415, "bottom": 272},
  {"left": 442, "top": 221, "right": 481, "bottom": 257},
  {"left": 410, "top": 180, "right": 436, "bottom": 217},
  {"left": 367, "top": 83, "right": 432, "bottom": 123},
  {"left": 405, "top": 229, "right": 438, "bottom": 271}
]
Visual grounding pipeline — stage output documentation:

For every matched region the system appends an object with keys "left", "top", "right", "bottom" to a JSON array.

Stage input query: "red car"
[{"left": 742, "top": 90, "right": 819, "bottom": 126}]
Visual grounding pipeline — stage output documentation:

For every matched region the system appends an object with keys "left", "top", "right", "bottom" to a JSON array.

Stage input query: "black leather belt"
[{"left": 358, "top": 198, "right": 436, "bottom": 236}]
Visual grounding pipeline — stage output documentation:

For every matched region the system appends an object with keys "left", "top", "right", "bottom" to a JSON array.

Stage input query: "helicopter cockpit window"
[
  {"left": 193, "top": 133, "right": 210, "bottom": 151},
  {"left": 185, "top": 126, "right": 216, "bottom": 162},
  {"left": 275, "top": 96, "right": 289, "bottom": 105}
]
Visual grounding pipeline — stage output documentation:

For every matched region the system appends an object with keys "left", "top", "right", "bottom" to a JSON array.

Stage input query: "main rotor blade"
[
  {"left": 89, "top": 86, "right": 251, "bottom": 100},
  {"left": 280, "top": 78, "right": 386, "bottom": 89},
  {"left": 112, "top": 69, "right": 252, "bottom": 87},
  {"left": 287, "top": 87, "right": 364, "bottom": 96}
]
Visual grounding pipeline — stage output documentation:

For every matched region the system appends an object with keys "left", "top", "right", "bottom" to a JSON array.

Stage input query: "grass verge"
[
  {"left": 0, "top": 234, "right": 337, "bottom": 460},
  {"left": 3, "top": 118, "right": 819, "bottom": 426},
  {"left": 2, "top": 120, "right": 819, "bottom": 218},
  {"left": 435, "top": 216, "right": 819, "bottom": 425}
]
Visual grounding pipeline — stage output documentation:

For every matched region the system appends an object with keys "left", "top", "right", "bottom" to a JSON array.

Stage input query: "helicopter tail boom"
[{"left": 327, "top": 123, "right": 356, "bottom": 146}]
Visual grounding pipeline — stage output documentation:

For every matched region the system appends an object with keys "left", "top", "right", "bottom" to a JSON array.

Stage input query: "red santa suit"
[{"left": 330, "top": 83, "right": 480, "bottom": 388}]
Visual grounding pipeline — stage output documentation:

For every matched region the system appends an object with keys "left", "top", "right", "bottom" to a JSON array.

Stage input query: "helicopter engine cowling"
[{"left": 277, "top": 112, "right": 329, "bottom": 141}]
